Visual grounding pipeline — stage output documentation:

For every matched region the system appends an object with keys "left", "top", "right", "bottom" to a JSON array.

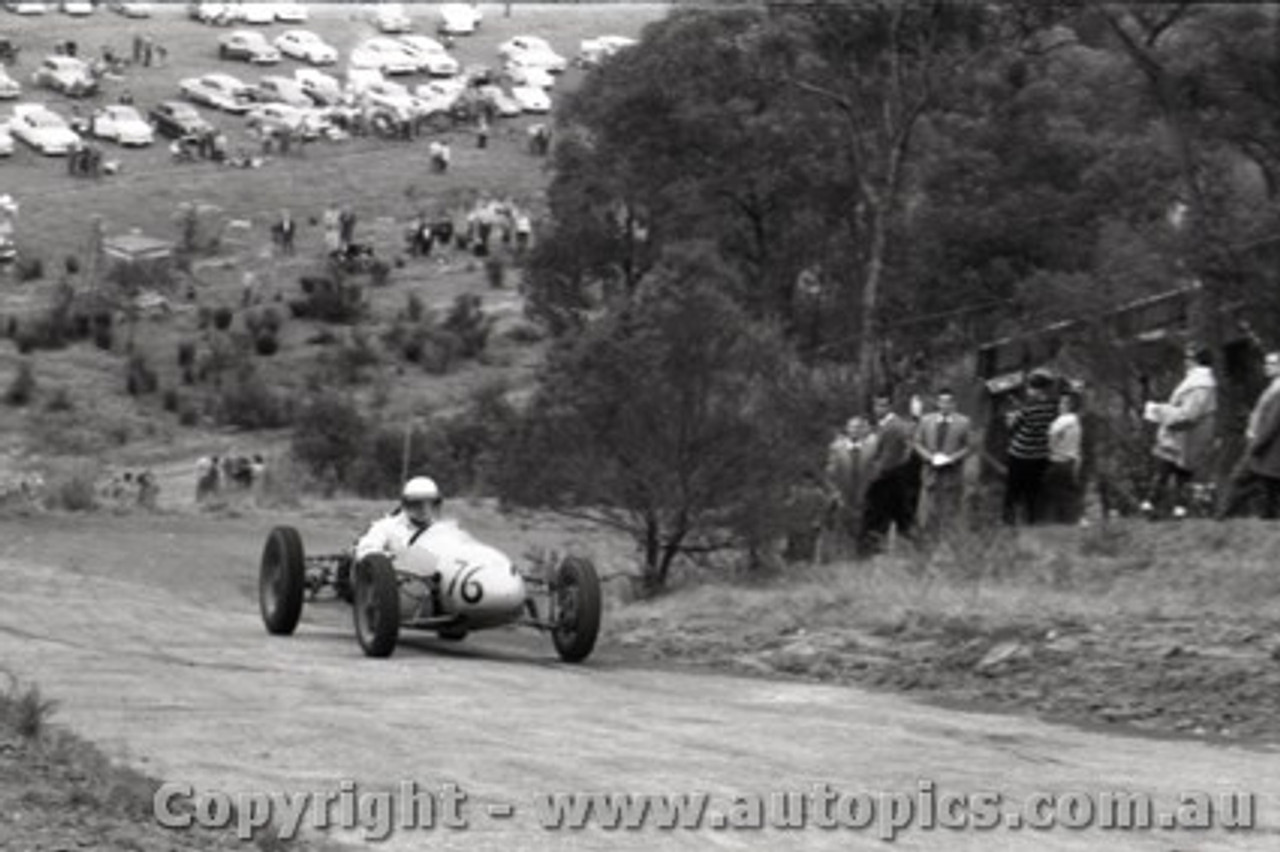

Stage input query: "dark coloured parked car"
[{"left": 149, "top": 100, "right": 214, "bottom": 139}]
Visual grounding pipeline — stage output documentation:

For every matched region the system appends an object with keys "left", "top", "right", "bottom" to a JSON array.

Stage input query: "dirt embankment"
[{"left": 611, "top": 520, "right": 1280, "bottom": 744}]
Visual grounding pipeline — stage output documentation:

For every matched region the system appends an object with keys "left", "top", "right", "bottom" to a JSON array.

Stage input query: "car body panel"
[
  {"left": 274, "top": 1, "right": 307, "bottom": 22},
  {"left": 257, "top": 75, "right": 313, "bottom": 108},
  {"left": 240, "top": 2, "right": 276, "bottom": 24},
  {"left": 0, "top": 121, "right": 14, "bottom": 156},
  {"left": 0, "top": 67, "right": 20, "bottom": 100},
  {"left": 372, "top": 2, "right": 411, "bottom": 34},
  {"left": 397, "top": 35, "right": 458, "bottom": 77},
  {"left": 295, "top": 67, "right": 344, "bottom": 106}
]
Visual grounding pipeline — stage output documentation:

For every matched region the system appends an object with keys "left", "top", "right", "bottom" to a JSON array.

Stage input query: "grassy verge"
[
  {"left": 610, "top": 519, "right": 1280, "bottom": 742},
  {"left": 0, "top": 670, "right": 343, "bottom": 852}
]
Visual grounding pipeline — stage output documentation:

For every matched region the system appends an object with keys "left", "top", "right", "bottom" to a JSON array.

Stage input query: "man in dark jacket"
[
  {"left": 860, "top": 393, "right": 920, "bottom": 554},
  {"left": 1220, "top": 351, "right": 1280, "bottom": 519},
  {"left": 1002, "top": 371, "right": 1060, "bottom": 525}
]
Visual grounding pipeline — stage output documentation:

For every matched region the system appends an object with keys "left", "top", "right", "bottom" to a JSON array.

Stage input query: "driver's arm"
[{"left": 353, "top": 516, "right": 394, "bottom": 561}]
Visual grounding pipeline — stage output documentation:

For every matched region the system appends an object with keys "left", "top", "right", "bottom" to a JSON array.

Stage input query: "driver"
[{"left": 354, "top": 476, "right": 443, "bottom": 562}]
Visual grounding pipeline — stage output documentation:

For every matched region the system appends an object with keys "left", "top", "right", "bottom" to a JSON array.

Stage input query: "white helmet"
[{"left": 402, "top": 476, "right": 440, "bottom": 503}]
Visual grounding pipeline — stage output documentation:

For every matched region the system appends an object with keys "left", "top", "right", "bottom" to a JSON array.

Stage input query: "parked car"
[
  {"left": 89, "top": 104, "right": 153, "bottom": 146},
  {"left": 4, "top": 1, "right": 48, "bottom": 14},
  {"left": 413, "top": 77, "right": 466, "bottom": 111},
  {"left": 437, "top": 3, "right": 480, "bottom": 36},
  {"left": 149, "top": 100, "right": 215, "bottom": 139},
  {"left": 497, "top": 36, "right": 567, "bottom": 73},
  {"left": 475, "top": 84, "right": 521, "bottom": 118},
  {"left": 511, "top": 85, "right": 550, "bottom": 114},
  {"left": 503, "top": 60, "right": 555, "bottom": 91},
  {"left": 397, "top": 35, "right": 458, "bottom": 77},
  {"left": 349, "top": 38, "right": 420, "bottom": 76},
  {"left": 9, "top": 103, "right": 80, "bottom": 155},
  {"left": 371, "top": 2, "right": 411, "bottom": 34},
  {"left": 180, "top": 73, "right": 255, "bottom": 114},
  {"left": 108, "top": 0, "right": 152, "bottom": 16},
  {"left": 577, "top": 35, "right": 637, "bottom": 67},
  {"left": 273, "top": 1, "right": 307, "bottom": 22},
  {"left": 274, "top": 29, "right": 337, "bottom": 65},
  {"left": 0, "top": 66, "right": 20, "bottom": 100},
  {"left": 219, "top": 30, "right": 281, "bottom": 64},
  {"left": 256, "top": 75, "right": 313, "bottom": 108},
  {"left": 295, "top": 67, "right": 344, "bottom": 106},
  {"left": 240, "top": 2, "right": 276, "bottom": 24},
  {"left": 31, "top": 56, "right": 97, "bottom": 97},
  {"left": 359, "top": 79, "right": 429, "bottom": 117},
  {"left": 59, "top": 0, "right": 92, "bottom": 14},
  {"left": 246, "top": 102, "right": 320, "bottom": 139},
  {"left": 0, "top": 120, "right": 14, "bottom": 156}
]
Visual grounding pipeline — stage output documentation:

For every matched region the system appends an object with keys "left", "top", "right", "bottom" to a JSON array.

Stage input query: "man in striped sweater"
[{"left": 1003, "top": 371, "right": 1060, "bottom": 525}]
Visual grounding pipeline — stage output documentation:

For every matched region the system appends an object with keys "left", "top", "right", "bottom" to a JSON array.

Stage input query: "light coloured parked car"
[
  {"left": 578, "top": 35, "right": 637, "bottom": 67},
  {"left": 274, "top": 30, "right": 337, "bottom": 65},
  {"left": 180, "top": 73, "right": 255, "bottom": 114},
  {"left": 397, "top": 35, "right": 458, "bottom": 77},
  {"left": 0, "top": 120, "right": 14, "bottom": 157},
  {"left": 31, "top": 55, "right": 97, "bottom": 97},
  {"left": 4, "top": 1, "right": 48, "bottom": 14},
  {"left": 108, "top": 1, "right": 152, "bottom": 17},
  {"left": 219, "top": 30, "right": 282, "bottom": 65},
  {"left": 295, "top": 67, "right": 344, "bottom": 106},
  {"left": 59, "top": 0, "right": 93, "bottom": 15},
  {"left": 273, "top": 1, "right": 307, "bottom": 22},
  {"left": 371, "top": 2, "right": 411, "bottom": 34},
  {"left": 256, "top": 75, "right": 313, "bottom": 108},
  {"left": 90, "top": 104, "right": 154, "bottom": 146},
  {"left": 498, "top": 36, "right": 567, "bottom": 73},
  {"left": 437, "top": 2, "right": 480, "bottom": 36},
  {"left": 0, "top": 66, "right": 21, "bottom": 100},
  {"left": 9, "top": 102, "right": 81, "bottom": 155},
  {"left": 349, "top": 38, "right": 420, "bottom": 76},
  {"left": 511, "top": 84, "right": 551, "bottom": 114}
]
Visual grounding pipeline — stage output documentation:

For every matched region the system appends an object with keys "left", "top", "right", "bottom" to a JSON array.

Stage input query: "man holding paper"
[{"left": 913, "top": 389, "right": 973, "bottom": 536}]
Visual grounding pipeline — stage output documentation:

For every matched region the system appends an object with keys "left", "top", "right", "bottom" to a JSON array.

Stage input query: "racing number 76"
[{"left": 446, "top": 561, "right": 484, "bottom": 604}]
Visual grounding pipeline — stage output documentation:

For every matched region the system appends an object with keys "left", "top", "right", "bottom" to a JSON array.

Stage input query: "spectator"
[
  {"left": 1002, "top": 370, "right": 1060, "bottom": 525},
  {"left": 514, "top": 210, "right": 532, "bottom": 252},
  {"left": 823, "top": 416, "right": 876, "bottom": 559},
  {"left": 1219, "top": 350, "right": 1280, "bottom": 519},
  {"left": 339, "top": 207, "right": 357, "bottom": 248},
  {"left": 860, "top": 392, "right": 920, "bottom": 555},
  {"left": 1042, "top": 392, "right": 1084, "bottom": 524},
  {"left": 913, "top": 389, "right": 973, "bottom": 537},
  {"left": 273, "top": 208, "right": 296, "bottom": 256},
  {"left": 476, "top": 115, "right": 489, "bottom": 149},
  {"left": 1140, "top": 345, "right": 1217, "bottom": 520}
]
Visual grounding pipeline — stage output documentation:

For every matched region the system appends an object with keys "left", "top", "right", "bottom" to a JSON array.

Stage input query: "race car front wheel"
[
  {"left": 551, "top": 556, "right": 602, "bottom": 663},
  {"left": 260, "top": 526, "right": 305, "bottom": 635},
  {"left": 354, "top": 554, "right": 400, "bottom": 658}
]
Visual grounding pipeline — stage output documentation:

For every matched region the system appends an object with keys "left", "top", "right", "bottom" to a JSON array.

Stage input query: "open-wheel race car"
[{"left": 258, "top": 520, "right": 602, "bottom": 662}]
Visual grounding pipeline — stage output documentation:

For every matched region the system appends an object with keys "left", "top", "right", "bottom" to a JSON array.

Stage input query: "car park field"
[{"left": 0, "top": 3, "right": 665, "bottom": 269}]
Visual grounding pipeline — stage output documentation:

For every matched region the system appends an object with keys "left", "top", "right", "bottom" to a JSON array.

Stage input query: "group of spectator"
[
  {"left": 814, "top": 342, "right": 1280, "bottom": 562},
  {"left": 404, "top": 197, "right": 535, "bottom": 260},
  {"left": 99, "top": 469, "right": 159, "bottom": 512},
  {"left": 195, "top": 453, "right": 267, "bottom": 505}
]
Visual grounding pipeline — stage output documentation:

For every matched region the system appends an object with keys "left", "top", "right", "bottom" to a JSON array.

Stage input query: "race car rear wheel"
[
  {"left": 551, "top": 555, "right": 601, "bottom": 663},
  {"left": 260, "top": 526, "right": 305, "bottom": 635},
  {"left": 354, "top": 554, "right": 400, "bottom": 658}
]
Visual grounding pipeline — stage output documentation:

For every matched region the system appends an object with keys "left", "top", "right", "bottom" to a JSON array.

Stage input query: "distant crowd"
[{"left": 196, "top": 453, "right": 267, "bottom": 505}]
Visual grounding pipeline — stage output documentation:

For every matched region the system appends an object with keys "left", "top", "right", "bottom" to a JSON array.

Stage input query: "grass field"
[{"left": 0, "top": 3, "right": 671, "bottom": 475}]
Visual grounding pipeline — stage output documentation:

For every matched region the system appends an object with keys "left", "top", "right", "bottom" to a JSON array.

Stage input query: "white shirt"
[{"left": 354, "top": 510, "right": 432, "bottom": 562}]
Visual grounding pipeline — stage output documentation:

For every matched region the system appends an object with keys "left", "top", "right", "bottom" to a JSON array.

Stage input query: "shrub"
[
  {"left": 292, "top": 277, "right": 365, "bottom": 324},
  {"left": 178, "top": 405, "right": 199, "bottom": 427},
  {"left": 420, "top": 328, "right": 464, "bottom": 375},
  {"left": 15, "top": 256, "right": 43, "bottom": 282},
  {"left": 213, "top": 306, "right": 234, "bottom": 331},
  {"left": 442, "top": 294, "right": 494, "bottom": 360},
  {"left": 64, "top": 255, "right": 80, "bottom": 276},
  {"left": 44, "top": 387, "right": 74, "bottom": 412},
  {"left": 255, "top": 333, "right": 279, "bottom": 357},
  {"left": 405, "top": 292, "right": 425, "bottom": 322},
  {"left": 291, "top": 393, "right": 367, "bottom": 487},
  {"left": 49, "top": 466, "right": 98, "bottom": 512},
  {"left": 505, "top": 321, "right": 547, "bottom": 345},
  {"left": 93, "top": 324, "right": 113, "bottom": 351},
  {"left": 214, "top": 365, "right": 292, "bottom": 429},
  {"left": 162, "top": 388, "right": 181, "bottom": 413},
  {"left": 260, "top": 307, "right": 282, "bottom": 335},
  {"left": 177, "top": 340, "right": 197, "bottom": 368},
  {"left": 369, "top": 259, "right": 391, "bottom": 288},
  {"left": 125, "top": 353, "right": 159, "bottom": 396},
  {"left": 5, "top": 361, "right": 36, "bottom": 407},
  {"left": 197, "top": 306, "right": 214, "bottom": 330}
]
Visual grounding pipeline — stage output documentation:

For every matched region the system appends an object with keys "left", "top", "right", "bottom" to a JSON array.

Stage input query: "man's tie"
[{"left": 937, "top": 416, "right": 950, "bottom": 452}]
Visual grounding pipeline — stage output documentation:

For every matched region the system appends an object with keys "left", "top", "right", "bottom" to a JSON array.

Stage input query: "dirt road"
[{"left": 0, "top": 510, "right": 1277, "bottom": 851}]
